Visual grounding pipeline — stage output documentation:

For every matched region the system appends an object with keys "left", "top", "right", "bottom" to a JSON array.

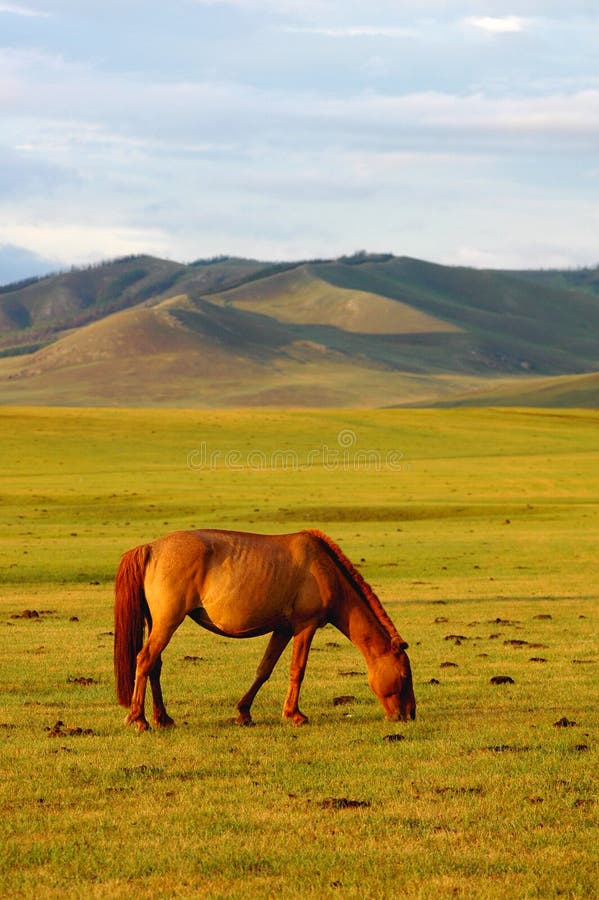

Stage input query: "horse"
[{"left": 114, "top": 528, "right": 416, "bottom": 730}]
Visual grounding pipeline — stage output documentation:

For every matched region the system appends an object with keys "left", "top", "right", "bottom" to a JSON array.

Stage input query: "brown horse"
[{"left": 114, "top": 528, "right": 415, "bottom": 730}]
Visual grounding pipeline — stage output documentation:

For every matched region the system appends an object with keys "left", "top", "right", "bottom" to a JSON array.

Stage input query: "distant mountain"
[
  {"left": 512, "top": 265, "right": 599, "bottom": 298},
  {"left": 0, "top": 255, "right": 268, "bottom": 353},
  {"left": 0, "top": 252, "right": 597, "bottom": 407}
]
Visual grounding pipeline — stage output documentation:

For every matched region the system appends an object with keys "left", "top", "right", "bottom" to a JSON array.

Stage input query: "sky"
[{"left": 1, "top": 1, "right": 598, "bottom": 282}]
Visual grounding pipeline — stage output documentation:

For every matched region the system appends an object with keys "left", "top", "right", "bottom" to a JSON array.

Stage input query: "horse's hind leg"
[
  {"left": 149, "top": 655, "right": 174, "bottom": 728},
  {"left": 236, "top": 628, "right": 292, "bottom": 725},
  {"left": 126, "top": 625, "right": 179, "bottom": 731}
]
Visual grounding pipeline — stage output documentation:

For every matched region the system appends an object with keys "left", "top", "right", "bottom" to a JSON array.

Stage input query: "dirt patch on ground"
[
  {"left": 10, "top": 608, "right": 57, "bottom": 620},
  {"left": 434, "top": 786, "right": 483, "bottom": 796},
  {"left": 333, "top": 695, "right": 357, "bottom": 706},
  {"left": 320, "top": 797, "right": 371, "bottom": 810},
  {"left": 46, "top": 720, "right": 96, "bottom": 737},
  {"left": 121, "top": 765, "right": 164, "bottom": 777},
  {"left": 573, "top": 797, "right": 595, "bottom": 808},
  {"left": 486, "top": 745, "right": 532, "bottom": 753}
]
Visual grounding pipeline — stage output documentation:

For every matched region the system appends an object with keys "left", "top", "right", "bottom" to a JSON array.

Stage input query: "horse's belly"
[
  {"left": 188, "top": 603, "right": 285, "bottom": 638},
  {"left": 191, "top": 585, "right": 293, "bottom": 637}
]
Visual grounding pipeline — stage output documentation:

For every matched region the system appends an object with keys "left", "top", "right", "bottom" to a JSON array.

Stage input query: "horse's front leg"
[
  {"left": 236, "top": 628, "right": 292, "bottom": 725},
  {"left": 283, "top": 624, "right": 317, "bottom": 725}
]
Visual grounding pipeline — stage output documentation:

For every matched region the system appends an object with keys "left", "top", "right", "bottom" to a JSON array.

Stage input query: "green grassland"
[{"left": 1, "top": 407, "right": 598, "bottom": 898}]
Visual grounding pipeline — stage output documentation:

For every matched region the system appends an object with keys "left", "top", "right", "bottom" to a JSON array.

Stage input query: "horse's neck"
[{"left": 333, "top": 586, "right": 390, "bottom": 665}]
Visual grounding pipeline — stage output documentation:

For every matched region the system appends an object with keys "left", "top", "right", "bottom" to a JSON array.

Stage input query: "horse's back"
[
  {"left": 143, "top": 529, "right": 326, "bottom": 637},
  {"left": 149, "top": 528, "right": 312, "bottom": 573}
]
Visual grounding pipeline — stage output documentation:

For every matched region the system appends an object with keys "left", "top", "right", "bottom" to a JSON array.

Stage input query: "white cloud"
[
  {"left": 311, "top": 89, "right": 599, "bottom": 141},
  {"left": 280, "top": 25, "right": 416, "bottom": 38},
  {"left": 0, "top": 224, "right": 170, "bottom": 267},
  {"left": 0, "top": 3, "right": 49, "bottom": 16},
  {"left": 186, "top": 0, "right": 335, "bottom": 13},
  {"left": 465, "top": 16, "right": 526, "bottom": 34},
  {"left": 5, "top": 39, "right": 599, "bottom": 152}
]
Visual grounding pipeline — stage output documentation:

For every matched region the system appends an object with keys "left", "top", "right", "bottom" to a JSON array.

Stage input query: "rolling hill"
[
  {"left": 428, "top": 371, "right": 599, "bottom": 408},
  {"left": 0, "top": 253, "right": 597, "bottom": 407}
]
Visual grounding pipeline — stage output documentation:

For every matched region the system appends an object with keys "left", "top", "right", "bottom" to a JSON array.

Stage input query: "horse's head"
[{"left": 368, "top": 641, "right": 416, "bottom": 722}]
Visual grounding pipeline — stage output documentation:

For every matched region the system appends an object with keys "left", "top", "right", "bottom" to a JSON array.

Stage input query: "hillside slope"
[
  {"left": 208, "top": 265, "right": 461, "bottom": 335},
  {"left": 0, "top": 292, "right": 486, "bottom": 407},
  {"left": 313, "top": 257, "right": 599, "bottom": 373},
  {"left": 429, "top": 371, "right": 599, "bottom": 408},
  {"left": 0, "top": 255, "right": 268, "bottom": 354},
  {"left": 0, "top": 253, "right": 597, "bottom": 407}
]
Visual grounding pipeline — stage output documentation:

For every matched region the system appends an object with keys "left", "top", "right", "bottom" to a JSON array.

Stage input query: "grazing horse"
[{"left": 114, "top": 528, "right": 416, "bottom": 730}]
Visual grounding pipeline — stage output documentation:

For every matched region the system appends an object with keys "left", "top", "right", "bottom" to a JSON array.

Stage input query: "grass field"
[{"left": 1, "top": 407, "right": 597, "bottom": 898}]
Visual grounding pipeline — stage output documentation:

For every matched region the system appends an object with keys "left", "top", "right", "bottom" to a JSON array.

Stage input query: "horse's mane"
[{"left": 303, "top": 529, "right": 406, "bottom": 652}]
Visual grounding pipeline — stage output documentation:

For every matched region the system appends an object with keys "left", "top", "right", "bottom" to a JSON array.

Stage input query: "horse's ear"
[{"left": 391, "top": 636, "right": 408, "bottom": 655}]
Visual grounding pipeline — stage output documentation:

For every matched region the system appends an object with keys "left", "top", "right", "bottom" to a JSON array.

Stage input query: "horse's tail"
[{"left": 114, "top": 544, "right": 151, "bottom": 707}]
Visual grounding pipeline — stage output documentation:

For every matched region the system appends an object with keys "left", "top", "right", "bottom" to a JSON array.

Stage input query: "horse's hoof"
[
  {"left": 124, "top": 713, "right": 150, "bottom": 731},
  {"left": 155, "top": 716, "right": 175, "bottom": 728},
  {"left": 285, "top": 713, "right": 309, "bottom": 726},
  {"left": 235, "top": 714, "right": 254, "bottom": 727}
]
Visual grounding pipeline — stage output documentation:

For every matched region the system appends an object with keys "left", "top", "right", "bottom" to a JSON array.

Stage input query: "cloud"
[
  {"left": 4, "top": 42, "right": 598, "bottom": 152},
  {"left": 465, "top": 16, "right": 526, "bottom": 34},
  {"left": 280, "top": 25, "right": 416, "bottom": 38},
  {"left": 0, "top": 224, "right": 170, "bottom": 268},
  {"left": 0, "top": 3, "right": 49, "bottom": 16},
  {"left": 1, "top": 3, "right": 598, "bottom": 271},
  {"left": 315, "top": 89, "right": 599, "bottom": 144},
  {"left": 186, "top": 0, "right": 335, "bottom": 14}
]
